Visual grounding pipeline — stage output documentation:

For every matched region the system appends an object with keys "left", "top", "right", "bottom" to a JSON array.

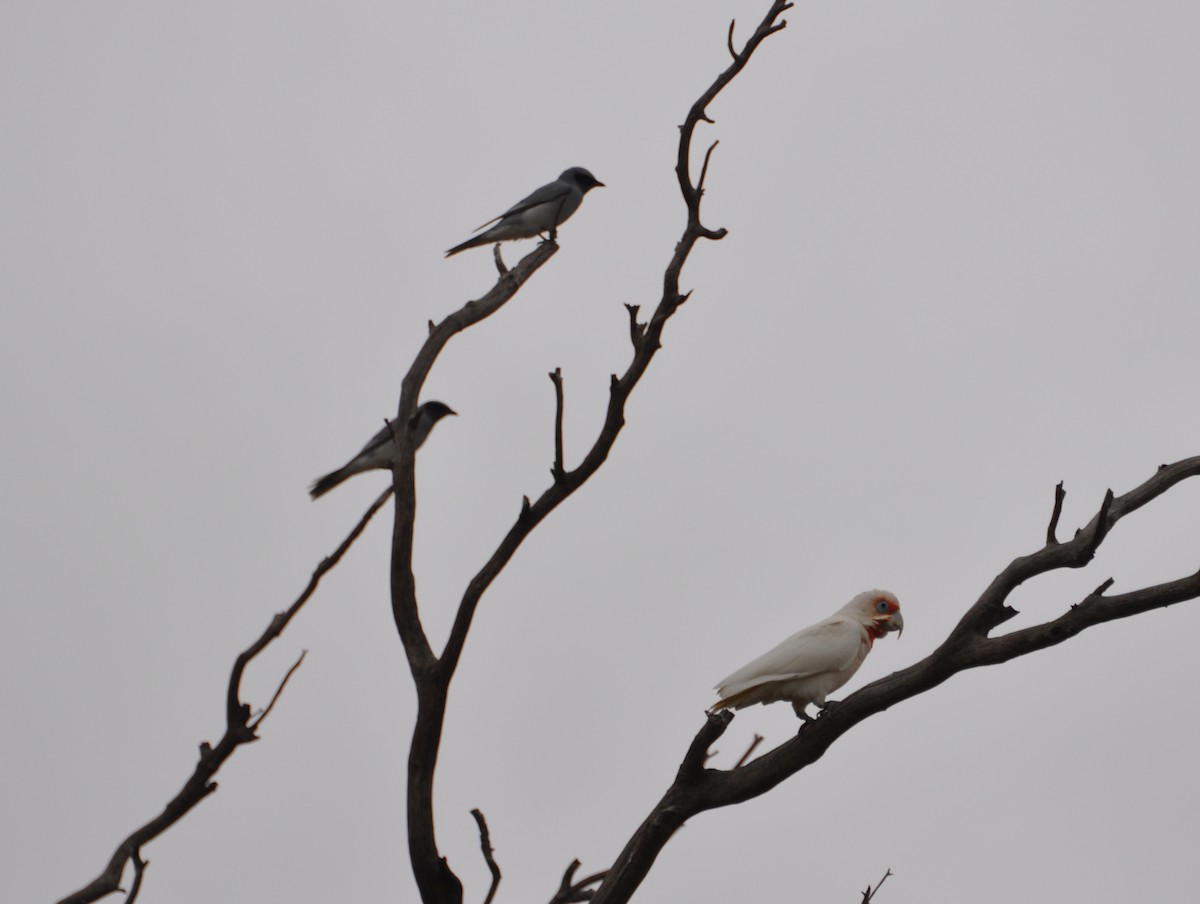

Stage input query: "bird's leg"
[
  {"left": 548, "top": 195, "right": 568, "bottom": 243},
  {"left": 815, "top": 700, "right": 839, "bottom": 718},
  {"left": 792, "top": 701, "right": 814, "bottom": 721}
]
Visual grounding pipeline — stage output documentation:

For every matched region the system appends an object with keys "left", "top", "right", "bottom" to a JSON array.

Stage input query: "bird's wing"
[
  {"left": 715, "top": 617, "right": 865, "bottom": 695},
  {"left": 472, "top": 180, "right": 571, "bottom": 232},
  {"left": 357, "top": 422, "right": 396, "bottom": 457}
]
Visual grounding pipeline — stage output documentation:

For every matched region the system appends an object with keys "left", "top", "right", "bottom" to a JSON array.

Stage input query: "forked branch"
[
  {"left": 391, "top": 4, "right": 797, "bottom": 904},
  {"left": 861, "top": 868, "right": 893, "bottom": 903},
  {"left": 549, "top": 860, "right": 608, "bottom": 904},
  {"left": 57, "top": 487, "right": 395, "bottom": 904},
  {"left": 589, "top": 456, "right": 1200, "bottom": 903}
]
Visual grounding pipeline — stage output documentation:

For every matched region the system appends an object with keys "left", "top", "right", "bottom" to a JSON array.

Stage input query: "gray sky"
[{"left": 4, "top": 2, "right": 1199, "bottom": 902}]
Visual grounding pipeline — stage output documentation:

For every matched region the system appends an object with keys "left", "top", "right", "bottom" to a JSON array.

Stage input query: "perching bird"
[
  {"left": 309, "top": 401, "right": 456, "bottom": 500},
  {"left": 445, "top": 167, "right": 605, "bottom": 257},
  {"left": 711, "top": 590, "right": 904, "bottom": 720}
]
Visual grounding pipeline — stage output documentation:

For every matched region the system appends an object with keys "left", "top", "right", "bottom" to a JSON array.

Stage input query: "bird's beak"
[
  {"left": 447, "top": 408, "right": 458, "bottom": 416},
  {"left": 595, "top": 181, "right": 606, "bottom": 188},
  {"left": 889, "top": 612, "right": 904, "bottom": 637}
]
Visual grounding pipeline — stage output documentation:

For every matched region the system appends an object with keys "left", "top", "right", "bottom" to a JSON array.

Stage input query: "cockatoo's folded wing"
[{"left": 715, "top": 616, "right": 864, "bottom": 697}]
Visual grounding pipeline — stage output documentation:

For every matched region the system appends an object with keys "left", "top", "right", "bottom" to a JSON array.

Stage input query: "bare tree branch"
[
  {"left": 549, "top": 859, "right": 608, "bottom": 904},
  {"left": 122, "top": 851, "right": 146, "bottom": 904},
  {"left": 734, "top": 733, "right": 765, "bottom": 769},
  {"left": 390, "top": 5, "right": 797, "bottom": 902},
  {"left": 392, "top": 239, "right": 561, "bottom": 904},
  {"left": 470, "top": 809, "right": 501, "bottom": 904},
  {"left": 589, "top": 456, "right": 1200, "bottom": 904},
  {"left": 1046, "top": 480, "right": 1066, "bottom": 544},
  {"left": 623, "top": 303, "right": 645, "bottom": 349},
  {"left": 249, "top": 650, "right": 307, "bottom": 730},
  {"left": 696, "top": 140, "right": 719, "bottom": 199},
  {"left": 550, "top": 367, "right": 566, "bottom": 481},
  {"left": 57, "top": 486, "right": 394, "bottom": 904},
  {"left": 861, "top": 868, "right": 893, "bottom": 903}
]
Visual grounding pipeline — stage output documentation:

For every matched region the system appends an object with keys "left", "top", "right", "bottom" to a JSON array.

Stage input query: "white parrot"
[{"left": 711, "top": 590, "right": 904, "bottom": 720}]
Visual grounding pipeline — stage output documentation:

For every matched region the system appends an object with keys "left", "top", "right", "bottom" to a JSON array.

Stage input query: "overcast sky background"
[{"left": 4, "top": 2, "right": 1199, "bottom": 902}]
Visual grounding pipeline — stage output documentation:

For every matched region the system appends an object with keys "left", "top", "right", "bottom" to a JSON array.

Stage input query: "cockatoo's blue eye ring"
[{"left": 875, "top": 600, "right": 890, "bottom": 612}]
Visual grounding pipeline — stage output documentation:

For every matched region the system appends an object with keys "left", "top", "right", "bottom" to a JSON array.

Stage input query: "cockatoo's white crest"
[{"left": 710, "top": 590, "right": 904, "bottom": 720}]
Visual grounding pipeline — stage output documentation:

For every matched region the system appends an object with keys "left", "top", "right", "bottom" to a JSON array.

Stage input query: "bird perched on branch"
[
  {"left": 711, "top": 590, "right": 904, "bottom": 720},
  {"left": 309, "top": 401, "right": 456, "bottom": 499},
  {"left": 445, "top": 167, "right": 605, "bottom": 257}
]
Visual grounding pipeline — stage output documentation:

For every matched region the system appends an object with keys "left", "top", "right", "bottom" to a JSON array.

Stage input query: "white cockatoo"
[{"left": 711, "top": 590, "right": 903, "bottom": 720}]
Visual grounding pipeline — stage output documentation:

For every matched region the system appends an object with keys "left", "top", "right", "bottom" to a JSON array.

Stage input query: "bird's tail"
[
  {"left": 444, "top": 234, "right": 494, "bottom": 257},
  {"left": 309, "top": 467, "right": 352, "bottom": 500},
  {"left": 708, "top": 691, "right": 743, "bottom": 714}
]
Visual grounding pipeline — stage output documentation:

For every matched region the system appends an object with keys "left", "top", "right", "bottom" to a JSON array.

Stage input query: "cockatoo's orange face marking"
[{"left": 866, "top": 594, "right": 903, "bottom": 640}]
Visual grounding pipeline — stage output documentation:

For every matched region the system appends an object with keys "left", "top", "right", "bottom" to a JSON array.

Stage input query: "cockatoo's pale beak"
[{"left": 889, "top": 611, "right": 904, "bottom": 637}]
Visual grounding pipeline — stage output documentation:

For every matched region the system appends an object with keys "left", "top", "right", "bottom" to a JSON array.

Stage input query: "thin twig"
[
  {"left": 549, "top": 859, "right": 608, "bottom": 904},
  {"left": 123, "top": 851, "right": 147, "bottom": 904},
  {"left": 1084, "top": 488, "right": 1115, "bottom": 552},
  {"left": 470, "top": 809, "right": 502, "bottom": 904},
  {"left": 727, "top": 20, "right": 738, "bottom": 60},
  {"left": 550, "top": 368, "right": 566, "bottom": 481},
  {"left": 624, "top": 304, "right": 644, "bottom": 348},
  {"left": 249, "top": 650, "right": 307, "bottom": 729},
  {"left": 697, "top": 140, "right": 720, "bottom": 196},
  {"left": 1046, "top": 481, "right": 1066, "bottom": 545},
  {"left": 861, "top": 868, "right": 893, "bottom": 903},
  {"left": 734, "top": 733, "right": 764, "bottom": 769}
]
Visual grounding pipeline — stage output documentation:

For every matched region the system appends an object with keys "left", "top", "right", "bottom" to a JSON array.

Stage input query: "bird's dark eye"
[{"left": 875, "top": 600, "right": 890, "bottom": 613}]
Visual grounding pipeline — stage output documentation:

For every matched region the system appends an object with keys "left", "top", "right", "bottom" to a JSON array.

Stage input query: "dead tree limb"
[
  {"left": 470, "top": 809, "right": 501, "bottom": 904},
  {"left": 861, "top": 868, "right": 893, "bottom": 903},
  {"left": 589, "top": 456, "right": 1200, "bottom": 904},
  {"left": 548, "top": 859, "right": 608, "bottom": 904},
  {"left": 388, "top": 3, "right": 794, "bottom": 902},
  {"left": 550, "top": 367, "right": 566, "bottom": 481},
  {"left": 56, "top": 487, "right": 394, "bottom": 904}
]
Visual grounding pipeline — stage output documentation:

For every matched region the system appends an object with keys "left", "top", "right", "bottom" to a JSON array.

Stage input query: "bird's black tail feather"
[
  {"left": 444, "top": 235, "right": 492, "bottom": 257},
  {"left": 309, "top": 467, "right": 351, "bottom": 500}
]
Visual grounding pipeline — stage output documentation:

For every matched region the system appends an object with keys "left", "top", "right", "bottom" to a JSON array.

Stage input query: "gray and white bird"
[
  {"left": 445, "top": 167, "right": 605, "bottom": 257},
  {"left": 711, "top": 590, "right": 904, "bottom": 720},
  {"left": 309, "top": 401, "right": 456, "bottom": 500}
]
